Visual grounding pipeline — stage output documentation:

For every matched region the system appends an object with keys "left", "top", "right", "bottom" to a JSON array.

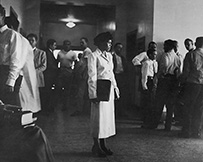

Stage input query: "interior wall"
[
  {"left": 154, "top": 0, "right": 203, "bottom": 58},
  {"left": 125, "top": 0, "right": 154, "bottom": 107},
  {"left": 23, "top": 0, "right": 40, "bottom": 37},
  {"left": 23, "top": 0, "right": 128, "bottom": 52},
  {"left": 127, "top": 0, "right": 154, "bottom": 51},
  {"left": 41, "top": 23, "right": 96, "bottom": 50},
  {"left": 1, "top": 0, "right": 24, "bottom": 29}
]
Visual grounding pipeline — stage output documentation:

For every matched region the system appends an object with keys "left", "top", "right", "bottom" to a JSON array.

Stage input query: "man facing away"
[
  {"left": 150, "top": 39, "right": 182, "bottom": 131},
  {"left": 0, "top": 5, "right": 40, "bottom": 113}
]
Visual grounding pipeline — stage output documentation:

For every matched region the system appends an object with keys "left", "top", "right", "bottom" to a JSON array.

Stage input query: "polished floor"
[{"left": 35, "top": 105, "right": 203, "bottom": 162}]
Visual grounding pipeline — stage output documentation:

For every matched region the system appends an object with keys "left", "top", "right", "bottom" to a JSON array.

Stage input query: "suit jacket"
[
  {"left": 88, "top": 48, "right": 117, "bottom": 99},
  {"left": 112, "top": 52, "right": 128, "bottom": 75},
  {"left": 33, "top": 48, "right": 47, "bottom": 87},
  {"left": 44, "top": 49, "right": 58, "bottom": 87}
]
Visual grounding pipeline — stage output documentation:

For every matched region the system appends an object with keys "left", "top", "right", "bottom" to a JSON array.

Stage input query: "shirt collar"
[{"left": 0, "top": 25, "right": 8, "bottom": 33}]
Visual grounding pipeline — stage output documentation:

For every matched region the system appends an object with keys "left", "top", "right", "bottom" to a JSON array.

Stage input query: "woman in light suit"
[{"left": 88, "top": 32, "right": 120, "bottom": 157}]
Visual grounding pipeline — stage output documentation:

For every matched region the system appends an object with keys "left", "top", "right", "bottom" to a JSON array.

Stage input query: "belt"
[
  {"left": 148, "top": 76, "right": 154, "bottom": 80},
  {"left": 164, "top": 74, "right": 176, "bottom": 78}
]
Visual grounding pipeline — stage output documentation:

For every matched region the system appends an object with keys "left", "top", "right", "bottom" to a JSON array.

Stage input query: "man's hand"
[
  {"left": 115, "top": 87, "right": 120, "bottom": 100},
  {"left": 90, "top": 98, "right": 100, "bottom": 104},
  {"left": 5, "top": 85, "right": 14, "bottom": 92}
]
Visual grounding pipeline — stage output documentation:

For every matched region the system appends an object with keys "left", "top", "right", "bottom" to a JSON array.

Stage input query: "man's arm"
[
  {"left": 6, "top": 32, "right": 27, "bottom": 88},
  {"left": 141, "top": 61, "right": 149, "bottom": 90},
  {"left": 132, "top": 52, "right": 147, "bottom": 66},
  {"left": 36, "top": 50, "right": 47, "bottom": 72}
]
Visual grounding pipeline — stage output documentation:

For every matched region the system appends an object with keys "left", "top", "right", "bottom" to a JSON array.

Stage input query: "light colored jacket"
[
  {"left": 88, "top": 48, "right": 117, "bottom": 99},
  {"left": 33, "top": 48, "right": 47, "bottom": 87}
]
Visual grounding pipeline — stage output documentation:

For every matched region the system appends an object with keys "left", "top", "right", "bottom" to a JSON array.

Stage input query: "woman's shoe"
[{"left": 91, "top": 145, "right": 106, "bottom": 157}]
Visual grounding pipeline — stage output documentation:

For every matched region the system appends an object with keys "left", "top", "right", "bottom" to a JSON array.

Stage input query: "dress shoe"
[
  {"left": 101, "top": 147, "right": 113, "bottom": 155},
  {"left": 191, "top": 133, "right": 201, "bottom": 139},
  {"left": 91, "top": 145, "right": 106, "bottom": 157}
]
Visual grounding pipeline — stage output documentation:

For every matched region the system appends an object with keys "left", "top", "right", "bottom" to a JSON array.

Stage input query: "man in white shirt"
[
  {"left": 151, "top": 39, "right": 182, "bottom": 131},
  {"left": 132, "top": 41, "right": 157, "bottom": 66},
  {"left": 0, "top": 5, "right": 41, "bottom": 114},
  {"left": 0, "top": 5, "right": 24, "bottom": 105},
  {"left": 141, "top": 49, "right": 158, "bottom": 127},
  {"left": 57, "top": 40, "right": 78, "bottom": 111}
]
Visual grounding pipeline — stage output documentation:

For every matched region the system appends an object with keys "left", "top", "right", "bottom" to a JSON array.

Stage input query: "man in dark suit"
[
  {"left": 112, "top": 43, "right": 129, "bottom": 118},
  {"left": 43, "top": 39, "right": 58, "bottom": 114}
]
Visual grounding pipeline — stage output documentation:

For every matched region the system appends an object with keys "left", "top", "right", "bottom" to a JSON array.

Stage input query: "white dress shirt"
[
  {"left": 0, "top": 25, "right": 27, "bottom": 86},
  {"left": 132, "top": 52, "right": 148, "bottom": 66},
  {"left": 141, "top": 59, "right": 158, "bottom": 90}
]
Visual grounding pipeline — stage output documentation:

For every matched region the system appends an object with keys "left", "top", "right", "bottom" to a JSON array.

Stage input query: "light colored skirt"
[{"left": 90, "top": 85, "right": 116, "bottom": 139}]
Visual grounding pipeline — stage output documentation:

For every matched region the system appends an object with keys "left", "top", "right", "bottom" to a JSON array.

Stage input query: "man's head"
[
  {"left": 184, "top": 38, "right": 194, "bottom": 52},
  {"left": 148, "top": 41, "right": 157, "bottom": 50},
  {"left": 172, "top": 40, "right": 179, "bottom": 53},
  {"left": 80, "top": 37, "right": 88, "bottom": 50},
  {"left": 147, "top": 48, "right": 157, "bottom": 60},
  {"left": 195, "top": 37, "right": 203, "bottom": 49},
  {"left": 63, "top": 40, "right": 71, "bottom": 52},
  {"left": 27, "top": 33, "right": 38, "bottom": 48},
  {"left": 0, "top": 5, "right": 5, "bottom": 27},
  {"left": 47, "top": 39, "right": 57, "bottom": 51},
  {"left": 114, "top": 43, "right": 123, "bottom": 56},
  {"left": 163, "top": 39, "right": 174, "bottom": 53}
]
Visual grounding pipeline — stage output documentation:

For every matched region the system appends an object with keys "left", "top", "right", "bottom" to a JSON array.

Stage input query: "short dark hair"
[
  {"left": 63, "top": 40, "right": 71, "bottom": 45},
  {"left": 27, "top": 33, "right": 38, "bottom": 41},
  {"left": 81, "top": 37, "right": 88, "bottom": 43},
  {"left": 0, "top": 5, "right": 5, "bottom": 18},
  {"left": 148, "top": 41, "right": 157, "bottom": 48},
  {"left": 94, "top": 32, "right": 113, "bottom": 46},
  {"left": 164, "top": 39, "right": 174, "bottom": 51},
  {"left": 114, "top": 42, "right": 122, "bottom": 48},
  {"left": 195, "top": 37, "right": 203, "bottom": 48},
  {"left": 46, "top": 39, "right": 56, "bottom": 47},
  {"left": 184, "top": 38, "right": 193, "bottom": 45}
]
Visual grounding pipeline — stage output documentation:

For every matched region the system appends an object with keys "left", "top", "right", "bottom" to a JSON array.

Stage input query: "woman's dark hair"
[{"left": 94, "top": 32, "right": 113, "bottom": 46}]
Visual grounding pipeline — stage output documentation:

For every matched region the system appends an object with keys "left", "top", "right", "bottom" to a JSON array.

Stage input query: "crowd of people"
[
  {"left": 1, "top": 2, "right": 203, "bottom": 159},
  {"left": 132, "top": 38, "right": 203, "bottom": 140}
]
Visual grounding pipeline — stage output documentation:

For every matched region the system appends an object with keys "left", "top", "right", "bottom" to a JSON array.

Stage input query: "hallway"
[{"left": 36, "top": 108, "right": 203, "bottom": 162}]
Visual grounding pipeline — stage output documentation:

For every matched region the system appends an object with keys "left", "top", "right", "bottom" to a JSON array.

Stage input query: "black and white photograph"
[{"left": 0, "top": 0, "right": 203, "bottom": 162}]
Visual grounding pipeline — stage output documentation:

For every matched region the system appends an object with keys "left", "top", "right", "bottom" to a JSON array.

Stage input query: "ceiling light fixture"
[{"left": 66, "top": 21, "right": 76, "bottom": 28}]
